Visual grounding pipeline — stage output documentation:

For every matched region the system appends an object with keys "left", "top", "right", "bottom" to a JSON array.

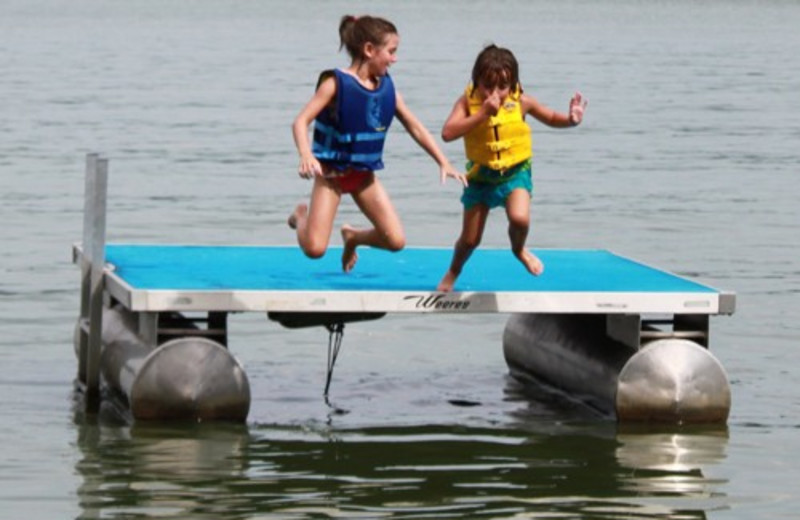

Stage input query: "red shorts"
[{"left": 325, "top": 169, "right": 374, "bottom": 194}]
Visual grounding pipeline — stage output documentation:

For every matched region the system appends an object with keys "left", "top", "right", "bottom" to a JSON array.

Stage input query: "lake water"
[{"left": 2, "top": 0, "right": 799, "bottom": 518}]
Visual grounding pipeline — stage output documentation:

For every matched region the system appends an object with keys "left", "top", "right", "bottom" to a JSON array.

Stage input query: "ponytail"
[{"left": 339, "top": 15, "right": 398, "bottom": 59}]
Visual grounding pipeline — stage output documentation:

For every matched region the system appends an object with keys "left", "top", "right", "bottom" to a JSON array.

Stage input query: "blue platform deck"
[{"left": 82, "top": 244, "right": 735, "bottom": 315}]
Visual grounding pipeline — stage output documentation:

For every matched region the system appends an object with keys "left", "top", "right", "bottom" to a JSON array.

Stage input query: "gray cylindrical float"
[
  {"left": 80, "top": 306, "right": 251, "bottom": 422},
  {"left": 127, "top": 337, "right": 250, "bottom": 422},
  {"left": 503, "top": 313, "right": 730, "bottom": 423},
  {"left": 504, "top": 313, "right": 637, "bottom": 415},
  {"left": 616, "top": 339, "right": 730, "bottom": 423}
]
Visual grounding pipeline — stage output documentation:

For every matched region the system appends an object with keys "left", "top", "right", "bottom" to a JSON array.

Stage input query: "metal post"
[
  {"left": 77, "top": 153, "right": 98, "bottom": 384},
  {"left": 79, "top": 154, "right": 108, "bottom": 409}
]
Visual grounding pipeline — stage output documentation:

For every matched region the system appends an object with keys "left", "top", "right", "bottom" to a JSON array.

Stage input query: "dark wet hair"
[
  {"left": 339, "top": 15, "right": 398, "bottom": 59},
  {"left": 470, "top": 44, "right": 520, "bottom": 93}
]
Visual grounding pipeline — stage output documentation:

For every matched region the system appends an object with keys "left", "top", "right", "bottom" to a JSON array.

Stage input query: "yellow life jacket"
[{"left": 463, "top": 84, "right": 532, "bottom": 172}]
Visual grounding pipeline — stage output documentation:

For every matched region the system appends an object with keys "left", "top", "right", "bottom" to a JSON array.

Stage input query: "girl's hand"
[
  {"left": 298, "top": 155, "right": 323, "bottom": 179},
  {"left": 483, "top": 91, "right": 502, "bottom": 117},
  {"left": 568, "top": 92, "right": 587, "bottom": 125},
  {"left": 439, "top": 162, "right": 469, "bottom": 187}
]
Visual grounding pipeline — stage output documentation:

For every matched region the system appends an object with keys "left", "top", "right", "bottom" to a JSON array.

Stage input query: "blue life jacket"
[{"left": 312, "top": 69, "right": 396, "bottom": 171}]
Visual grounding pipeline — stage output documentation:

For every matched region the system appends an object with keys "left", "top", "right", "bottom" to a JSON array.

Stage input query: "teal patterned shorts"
[{"left": 460, "top": 160, "right": 533, "bottom": 210}]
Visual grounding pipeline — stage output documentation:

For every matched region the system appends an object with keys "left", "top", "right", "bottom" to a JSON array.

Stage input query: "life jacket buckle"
[
  {"left": 487, "top": 158, "right": 513, "bottom": 171},
  {"left": 486, "top": 140, "right": 512, "bottom": 152}
]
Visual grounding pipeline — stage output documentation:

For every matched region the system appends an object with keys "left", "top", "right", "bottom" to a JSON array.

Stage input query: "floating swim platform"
[
  {"left": 73, "top": 153, "right": 736, "bottom": 424},
  {"left": 95, "top": 244, "right": 735, "bottom": 315}
]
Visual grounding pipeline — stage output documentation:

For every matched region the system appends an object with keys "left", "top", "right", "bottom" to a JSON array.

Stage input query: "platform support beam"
[
  {"left": 77, "top": 153, "right": 108, "bottom": 410},
  {"left": 606, "top": 313, "right": 710, "bottom": 350},
  {"left": 137, "top": 312, "right": 159, "bottom": 347},
  {"left": 155, "top": 311, "right": 229, "bottom": 346}
]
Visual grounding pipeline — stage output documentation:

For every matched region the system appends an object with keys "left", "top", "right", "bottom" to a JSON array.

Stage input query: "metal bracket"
[{"left": 607, "top": 313, "right": 710, "bottom": 349}]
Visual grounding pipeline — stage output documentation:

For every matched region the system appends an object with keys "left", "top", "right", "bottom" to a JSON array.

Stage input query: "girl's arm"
[
  {"left": 395, "top": 92, "right": 467, "bottom": 186},
  {"left": 441, "top": 93, "right": 500, "bottom": 142},
  {"left": 521, "top": 91, "right": 587, "bottom": 128},
  {"left": 292, "top": 77, "right": 337, "bottom": 178}
]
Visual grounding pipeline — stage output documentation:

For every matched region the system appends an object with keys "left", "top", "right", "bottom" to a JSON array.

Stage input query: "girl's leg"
[
  {"left": 289, "top": 176, "right": 341, "bottom": 259},
  {"left": 505, "top": 188, "right": 543, "bottom": 275},
  {"left": 342, "top": 177, "right": 405, "bottom": 272},
  {"left": 437, "top": 204, "right": 489, "bottom": 292}
]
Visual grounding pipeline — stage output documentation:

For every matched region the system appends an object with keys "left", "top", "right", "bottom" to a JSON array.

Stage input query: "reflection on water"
[
  {"left": 616, "top": 426, "right": 729, "bottom": 474},
  {"left": 615, "top": 426, "right": 729, "bottom": 516},
  {"left": 75, "top": 421, "right": 249, "bottom": 519},
  {"left": 74, "top": 414, "right": 728, "bottom": 519}
]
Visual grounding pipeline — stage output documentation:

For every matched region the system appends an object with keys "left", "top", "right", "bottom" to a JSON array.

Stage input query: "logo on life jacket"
[{"left": 366, "top": 96, "right": 386, "bottom": 132}]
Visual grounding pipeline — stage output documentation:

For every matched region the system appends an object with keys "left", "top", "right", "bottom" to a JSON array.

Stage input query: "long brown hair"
[{"left": 339, "top": 15, "right": 398, "bottom": 59}]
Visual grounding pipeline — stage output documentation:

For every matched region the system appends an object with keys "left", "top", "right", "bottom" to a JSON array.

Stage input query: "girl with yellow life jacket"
[{"left": 437, "top": 44, "right": 587, "bottom": 292}]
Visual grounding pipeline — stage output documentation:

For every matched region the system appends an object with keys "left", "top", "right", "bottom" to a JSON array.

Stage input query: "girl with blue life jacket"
[
  {"left": 290, "top": 15, "right": 467, "bottom": 272},
  {"left": 437, "top": 44, "right": 587, "bottom": 292}
]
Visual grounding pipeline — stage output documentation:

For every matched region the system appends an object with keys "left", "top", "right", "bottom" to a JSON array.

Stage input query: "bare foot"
[
  {"left": 437, "top": 270, "right": 458, "bottom": 292},
  {"left": 288, "top": 203, "right": 308, "bottom": 230},
  {"left": 517, "top": 250, "right": 544, "bottom": 276},
  {"left": 340, "top": 225, "right": 358, "bottom": 272}
]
